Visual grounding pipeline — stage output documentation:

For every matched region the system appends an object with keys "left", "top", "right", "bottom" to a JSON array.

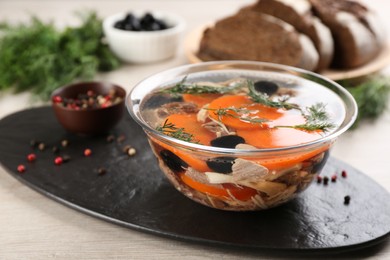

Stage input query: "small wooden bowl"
[{"left": 51, "top": 82, "right": 126, "bottom": 135}]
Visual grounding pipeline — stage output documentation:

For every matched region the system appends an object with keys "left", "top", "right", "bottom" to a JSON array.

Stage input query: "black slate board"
[{"left": 0, "top": 107, "right": 389, "bottom": 253}]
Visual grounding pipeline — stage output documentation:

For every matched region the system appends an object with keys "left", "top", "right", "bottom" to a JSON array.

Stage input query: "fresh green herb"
[
  {"left": 247, "top": 80, "right": 299, "bottom": 110},
  {"left": 340, "top": 75, "right": 390, "bottom": 126},
  {"left": 0, "top": 11, "right": 121, "bottom": 100},
  {"left": 206, "top": 107, "right": 269, "bottom": 125},
  {"left": 161, "top": 76, "right": 246, "bottom": 96},
  {"left": 156, "top": 119, "right": 199, "bottom": 143},
  {"left": 276, "top": 103, "right": 335, "bottom": 132}
]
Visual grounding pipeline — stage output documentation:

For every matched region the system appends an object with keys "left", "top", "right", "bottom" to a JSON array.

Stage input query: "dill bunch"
[
  {"left": 0, "top": 11, "right": 121, "bottom": 100},
  {"left": 339, "top": 75, "right": 390, "bottom": 126}
]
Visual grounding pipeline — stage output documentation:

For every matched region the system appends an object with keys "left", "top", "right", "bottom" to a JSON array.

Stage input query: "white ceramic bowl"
[{"left": 103, "top": 11, "right": 186, "bottom": 63}]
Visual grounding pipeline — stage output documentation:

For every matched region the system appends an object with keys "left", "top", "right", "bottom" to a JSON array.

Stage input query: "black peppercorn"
[
  {"left": 344, "top": 195, "right": 351, "bottom": 205},
  {"left": 97, "top": 167, "right": 107, "bottom": 176},
  {"left": 52, "top": 146, "right": 59, "bottom": 154},
  {"left": 62, "top": 155, "right": 71, "bottom": 163},
  {"left": 323, "top": 176, "right": 329, "bottom": 185},
  {"left": 30, "top": 139, "right": 38, "bottom": 148},
  {"left": 106, "top": 135, "right": 115, "bottom": 143}
]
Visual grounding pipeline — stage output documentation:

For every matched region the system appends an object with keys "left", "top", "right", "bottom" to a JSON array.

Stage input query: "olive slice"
[
  {"left": 254, "top": 81, "right": 279, "bottom": 96},
  {"left": 160, "top": 150, "right": 188, "bottom": 173},
  {"left": 206, "top": 157, "right": 235, "bottom": 174},
  {"left": 210, "top": 135, "right": 245, "bottom": 148}
]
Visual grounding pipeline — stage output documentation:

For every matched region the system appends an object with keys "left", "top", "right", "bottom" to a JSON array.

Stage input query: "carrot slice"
[
  {"left": 207, "top": 95, "right": 283, "bottom": 129},
  {"left": 162, "top": 113, "right": 214, "bottom": 145},
  {"left": 183, "top": 93, "right": 222, "bottom": 108},
  {"left": 237, "top": 128, "right": 322, "bottom": 149},
  {"left": 154, "top": 113, "right": 215, "bottom": 172},
  {"left": 241, "top": 145, "right": 329, "bottom": 170},
  {"left": 180, "top": 174, "right": 258, "bottom": 201}
]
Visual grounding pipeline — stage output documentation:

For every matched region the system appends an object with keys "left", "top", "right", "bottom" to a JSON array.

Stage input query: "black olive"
[
  {"left": 160, "top": 150, "right": 188, "bottom": 173},
  {"left": 254, "top": 81, "right": 279, "bottom": 96},
  {"left": 210, "top": 135, "right": 245, "bottom": 148},
  {"left": 156, "top": 20, "right": 168, "bottom": 30},
  {"left": 140, "top": 13, "right": 155, "bottom": 28},
  {"left": 206, "top": 157, "right": 235, "bottom": 174},
  {"left": 312, "top": 150, "right": 329, "bottom": 173},
  {"left": 114, "top": 21, "right": 125, "bottom": 30},
  {"left": 150, "top": 22, "right": 161, "bottom": 31},
  {"left": 123, "top": 13, "right": 140, "bottom": 31}
]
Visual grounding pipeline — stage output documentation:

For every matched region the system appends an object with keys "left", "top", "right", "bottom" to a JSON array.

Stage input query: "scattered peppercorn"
[
  {"left": 97, "top": 167, "right": 107, "bottom": 176},
  {"left": 30, "top": 139, "right": 38, "bottom": 148},
  {"left": 128, "top": 147, "right": 136, "bottom": 157},
  {"left": 316, "top": 176, "right": 322, "bottom": 184},
  {"left": 122, "top": 145, "right": 131, "bottom": 154},
  {"left": 62, "top": 155, "right": 71, "bottom": 163},
  {"left": 61, "top": 140, "right": 69, "bottom": 147},
  {"left": 17, "top": 164, "right": 26, "bottom": 173},
  {"left": 106, "top": 135, "right": 115, "bottom": 143},
  {"left": 52, "top": 146, "right": 60, "bottom": 154},
  {"left": 27, "top": 153, "right": 36, "bottom": 162},
  {"left": 341, "top": 170, "right": 347, "bottom": 178},
  {"left": 54, "top": 156, "right": 63, "bottom": 165},
  {"left": 331, "top": 175, "right": 337, "bottom": 182},
  {"left": 323, "top": 176, "right": 329, "bottom": 185},
  {"left": 117, "top": 134, "right": 126, "bottom": 143},
  {"left": 344, "top": 195, "right": 351, "bottom": 205},
  {"left": 38, "top": 142, "right": 45, "bottom": 151},
  {"left": 84, "top": 148, "right": 92, "bottom": 157}
]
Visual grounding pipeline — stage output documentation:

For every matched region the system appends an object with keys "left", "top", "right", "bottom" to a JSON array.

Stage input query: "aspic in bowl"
[{"left": 127, "top": 61, "right": 357, "bottom": 211}]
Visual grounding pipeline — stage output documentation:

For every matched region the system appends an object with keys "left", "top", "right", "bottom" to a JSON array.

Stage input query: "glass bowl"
[{"left": 127, "top": 61, "right": 357, "bottom": 211}]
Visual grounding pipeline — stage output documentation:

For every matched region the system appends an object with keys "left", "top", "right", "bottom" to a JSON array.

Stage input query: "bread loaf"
[
  {"left": 247, "top": 0, "right": 334, "bottom": 71},
  {"left": 198, "top": 11, "right": 319, "bottom": 71},
  {"left": 197, "top": 0, "right": 386, "bottom": 71},
  {"left": 310, "top": 0, "right": 385, "bottom": 68}
]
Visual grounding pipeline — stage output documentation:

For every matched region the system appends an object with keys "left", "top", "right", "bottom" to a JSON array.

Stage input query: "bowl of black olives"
[{"left": 103, "top": 11, "right": 186, "bottom": 63}]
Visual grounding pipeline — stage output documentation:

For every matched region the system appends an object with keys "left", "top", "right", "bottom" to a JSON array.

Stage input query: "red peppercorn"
[
  {"left": 17, "top": 164, "right": 26, "bottom": 173},
  {"left": 341, "top": 170, "right": 347, "bottom": 178},
  {"left": 27, "top": 153, "right": 36, "bottom": 162},
  {"left": 54, "top": 156, "right": 63, "bottom": 165},
  {"left": 52, "top": 95, "right": 62, "bottom": 103},
  {"left": 316, "top": 176, "right": 322, "bottom": 183},
  {"left": 331, "top": 175, "right": 337, "bottom": 182},
  {"left": 84, "top": 148, "right": 92, "bottom": 157}
]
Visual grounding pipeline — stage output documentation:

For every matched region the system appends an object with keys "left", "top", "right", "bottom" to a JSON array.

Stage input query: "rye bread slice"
[
  {"left": 198, "top": 11, "right": 319, "bottom": 71},
  {"left": 310, "top": 0, "right": 385, "bottom": 68},
  {"left": 246, "top": 0, "right": 334, "bottom": 71}
]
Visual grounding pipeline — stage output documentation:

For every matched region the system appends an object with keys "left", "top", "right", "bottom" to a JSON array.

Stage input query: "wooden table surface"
[{"left": 0, "top": 1, "right": 389, "bottom": 259}]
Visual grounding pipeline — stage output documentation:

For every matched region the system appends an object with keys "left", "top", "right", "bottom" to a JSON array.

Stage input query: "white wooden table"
[{"left": 0, "top": 1, "right": 389, "bottom": 259}]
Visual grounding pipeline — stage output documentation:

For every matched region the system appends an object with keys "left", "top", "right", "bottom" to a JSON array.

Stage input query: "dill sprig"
[
  {"left": 340, "top": 75, "right": 390, "bottom": 127},
  {"left": 161, "top": 76, "right": 246, "bottom": 96},
  {"left": 276, "top": 103, "right": 335, "bottom": 132},
  {"left": 247, "top": 80, "right": 299, "bottom": 110},
  {"left": 206, "top": 107, "right": 269, "bottom": 125},
  {"left": 156, "top": 119, "right": 199, "bottom": 143}
]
